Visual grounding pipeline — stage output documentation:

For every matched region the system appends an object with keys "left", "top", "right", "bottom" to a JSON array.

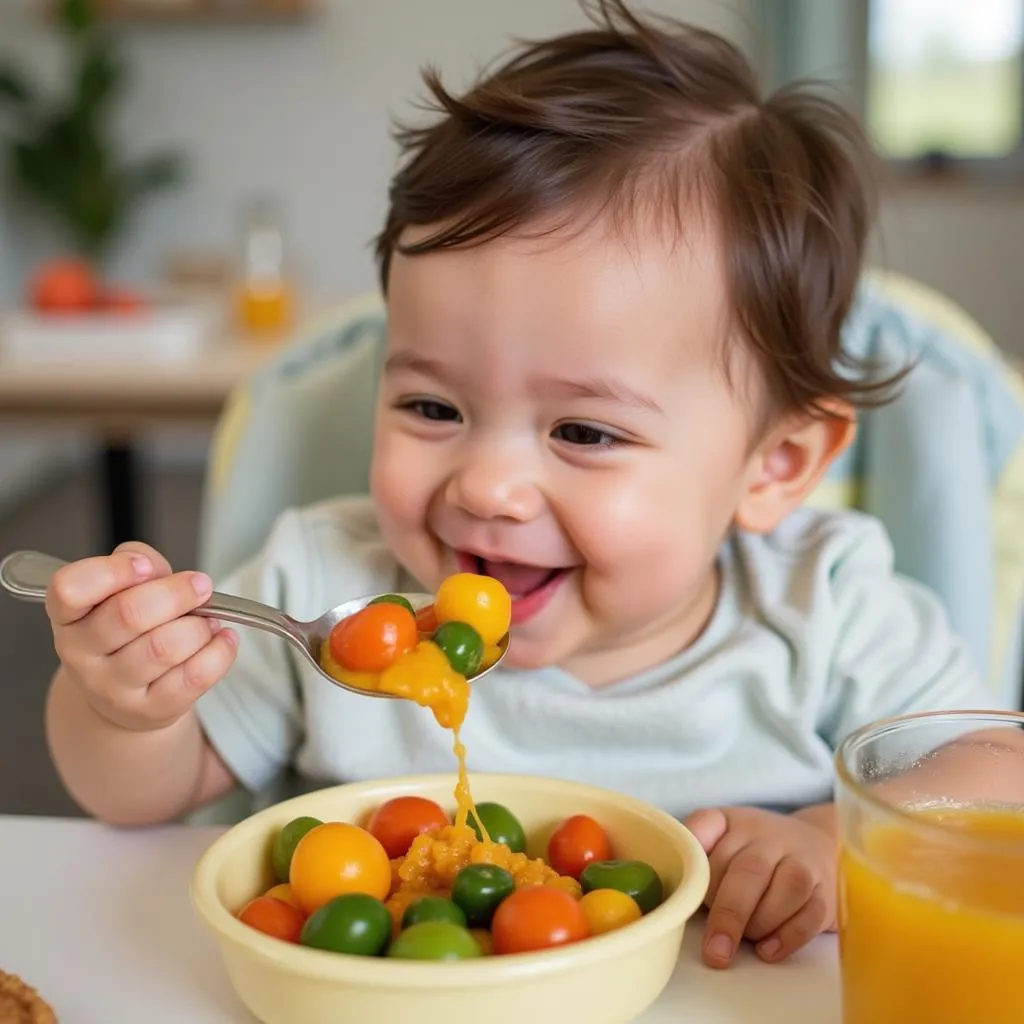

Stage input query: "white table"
[{"left": 0, "top": 815, "right": 840, "bottom": 1023}]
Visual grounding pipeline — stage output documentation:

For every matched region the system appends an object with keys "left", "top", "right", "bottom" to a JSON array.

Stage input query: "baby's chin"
[{"left": 497, "top": 636, "right": 568, "bottom": 673}]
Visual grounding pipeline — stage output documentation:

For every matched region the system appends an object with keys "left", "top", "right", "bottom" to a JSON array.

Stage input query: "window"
[
  {"left": 867, "top": 0, "right": 1024, "bottom": 163},
  {"left": 752, "top": 0, "right": 1024, "bottom": 175}
]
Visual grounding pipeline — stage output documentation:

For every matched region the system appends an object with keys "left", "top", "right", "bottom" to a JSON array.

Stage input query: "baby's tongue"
[{"left": 480, "top": 560, "right": 552, "bottom": 598}]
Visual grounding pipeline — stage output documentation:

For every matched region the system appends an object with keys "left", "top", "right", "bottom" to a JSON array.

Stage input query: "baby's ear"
[{"left": 734, "top": 401, "right": 855, "bottom": 534}]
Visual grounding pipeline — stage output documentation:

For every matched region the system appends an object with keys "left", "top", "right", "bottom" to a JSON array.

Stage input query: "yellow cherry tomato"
[
  {"left": 289, "top": 822, "right": 392, "bottom": 915},
  {"left": 579, "top": 888, "right": 642, "bottom": 935},
  {"left": 434, "top": 573, "right": 511, "bottom": 647},
  {"left": 263, "top": 882, "right": 300, "bottom": 909}
]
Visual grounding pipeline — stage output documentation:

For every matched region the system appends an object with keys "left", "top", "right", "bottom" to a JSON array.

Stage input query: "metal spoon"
[{"left": 0, "top": 549, "right": 508, "bottom": 699}]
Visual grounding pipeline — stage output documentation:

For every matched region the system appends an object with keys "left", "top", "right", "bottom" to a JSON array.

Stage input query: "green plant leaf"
[
  {"left": 75, "top": 38, "right": 126, "bottom": 116},
  {"left": 58, "top": 0, "right": 96, "bottom": 34},
  {"left": 122, "top": 151, "right": 187, "bottom": 197},
  {"left": 0, "top": 66, "right": 34, "bottom": 108}
]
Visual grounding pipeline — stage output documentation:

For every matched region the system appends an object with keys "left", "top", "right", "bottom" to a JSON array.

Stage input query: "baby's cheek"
[
  {"left": 575, "top": 489, "right": 713, "bottom": 612},
  {"left": 370, "top": 437, "right": 423, "bottom": 525}
]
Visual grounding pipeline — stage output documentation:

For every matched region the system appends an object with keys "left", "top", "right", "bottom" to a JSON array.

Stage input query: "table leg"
[{"left": 99, "top": 441, "right": 143, "bottom": 551}]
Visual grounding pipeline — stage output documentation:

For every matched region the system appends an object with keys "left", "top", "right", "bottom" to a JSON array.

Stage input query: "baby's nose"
[{"left": 445, "top": 448, "right": 544, "bottom": 522}]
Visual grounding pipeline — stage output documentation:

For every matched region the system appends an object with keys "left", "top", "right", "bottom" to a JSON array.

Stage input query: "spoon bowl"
[{"left": 0, "top": 550, "right": 508, "bottom": 698}]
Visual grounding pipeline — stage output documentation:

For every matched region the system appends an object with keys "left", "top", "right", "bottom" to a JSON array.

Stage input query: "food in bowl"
[
  {"left": 191, "top": 774, "right": 711, "bottom": 1024},
  {"left": 235, "top": 793, "right": 665, "bottom": 959}
]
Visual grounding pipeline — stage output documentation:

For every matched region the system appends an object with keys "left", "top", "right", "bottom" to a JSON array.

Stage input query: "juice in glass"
[{"left": 836, "top": 711, "right": 1024, "bottom": 1024}]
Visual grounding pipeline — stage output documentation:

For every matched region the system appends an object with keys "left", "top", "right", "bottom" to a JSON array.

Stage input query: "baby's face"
[{"left": 371, "top": 214, "right": 762, "bottom": 686}]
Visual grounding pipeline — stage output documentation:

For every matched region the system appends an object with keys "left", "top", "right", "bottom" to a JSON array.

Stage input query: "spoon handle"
[
  {"left": 198, "top": 592, "right": 307, "bottom": 648},
  {"left": 0, "top": 550, "right": 65, "bottom": 601},
  {"left": 0, "top": 550, "right": 306, "bottom": 649}
]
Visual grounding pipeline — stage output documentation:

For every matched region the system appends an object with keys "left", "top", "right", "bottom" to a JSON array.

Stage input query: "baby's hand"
[
  {"left": 682, "top": 806, "right": 836, "bottom": 969},
  {"left": 46, "top": 542, "right": 238, "bottom": 732}
]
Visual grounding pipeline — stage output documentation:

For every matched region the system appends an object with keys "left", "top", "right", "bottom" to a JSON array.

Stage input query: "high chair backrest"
[{"left": 198, "top": 273, "right": 1024, "bottom": 710}]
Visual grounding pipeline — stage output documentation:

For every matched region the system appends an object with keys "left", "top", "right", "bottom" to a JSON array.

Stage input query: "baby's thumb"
[{"left": 682, "top": 807, "right": 728, "bottom": 854}]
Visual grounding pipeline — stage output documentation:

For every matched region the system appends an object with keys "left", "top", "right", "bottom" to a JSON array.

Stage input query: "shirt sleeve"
[
  {"left": 194, "top": 508, "right": 314, "bottom": 794},
  {"left": 816, "top": 515, "right": 992, "bottom": 751}
]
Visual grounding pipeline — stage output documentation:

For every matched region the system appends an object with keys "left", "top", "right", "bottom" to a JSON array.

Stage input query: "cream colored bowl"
[{"left": 191, "top": 773, "right": 710, "bottom": 1024}]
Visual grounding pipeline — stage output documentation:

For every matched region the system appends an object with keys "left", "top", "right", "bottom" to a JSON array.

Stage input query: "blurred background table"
[{"left": 0, "top": 320, "right": 284, "bottom": 553}]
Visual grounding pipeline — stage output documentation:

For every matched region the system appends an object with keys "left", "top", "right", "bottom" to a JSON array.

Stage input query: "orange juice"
[{"left": 838, "top": 806, "right": 1024, "bottom": 1024}]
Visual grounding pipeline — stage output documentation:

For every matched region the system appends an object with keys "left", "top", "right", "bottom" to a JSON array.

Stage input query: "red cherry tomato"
[
  {"left": 491, "top": 886, "right": 590, "bottom": 954},
  {"left": 365, "top": 796, "right": 450, "bottom": 858},
  {"left": 547, "top": 815, "right": 612, "bottom": 879},
  {"left": 328, "top": 603, "right": 418, "bottom": 673},
  {"left": 237, "top": 895, "right": 305, "bottom": 942},
  {"left": 415, "top": 603, "right": 438, "bottom": 634},
  {"left": 30, "top": 258, "right": 97, "bottom": 313}
]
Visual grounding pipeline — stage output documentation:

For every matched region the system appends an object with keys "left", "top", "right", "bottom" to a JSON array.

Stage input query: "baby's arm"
[{"left": 44, "top": 542, "right": 239, "bottom": 825}]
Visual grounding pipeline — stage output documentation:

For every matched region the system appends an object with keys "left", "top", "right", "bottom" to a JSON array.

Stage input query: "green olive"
[{"left": 432, "top": 621, "right": 484, "bottom": 677}]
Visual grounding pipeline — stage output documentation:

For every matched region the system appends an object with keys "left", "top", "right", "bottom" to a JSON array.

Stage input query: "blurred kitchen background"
[{"left": 1, "top": 0, "right": 1022, "bottom": 815}]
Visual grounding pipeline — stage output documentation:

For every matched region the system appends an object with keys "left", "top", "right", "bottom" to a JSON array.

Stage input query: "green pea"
[
  {"left": 387, "top": 921, "right": 482, "bottom": 961},
  {"left": 401, "top": 895, "right": 467, "bottom": 930},
  {"left": 272, "top": 815, "right": 322, "bottom": 883},
  {"left": 580, "top": 859, "right": 664, "bottom": 914},
  {"left": 468, "top": 802, "right": 527, "bottom": 853},
  {"left": 432, "top": 621, "right": 484, "bottom": 677},
  {"left": 450, "top": 864, "right": 516, "bottom": 928},
  {"left": 299, "top": 893, "right": 392, "bottom": 956},
  {"left": 368, "top": 593, "right": 416, "bottom": 618}
]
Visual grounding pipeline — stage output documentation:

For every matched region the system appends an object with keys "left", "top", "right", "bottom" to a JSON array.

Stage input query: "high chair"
[{"left": 190, "top": 272, "right": 1024, "bottom": 823}]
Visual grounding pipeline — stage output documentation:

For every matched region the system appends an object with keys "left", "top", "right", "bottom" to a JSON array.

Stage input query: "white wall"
[{"left": 0, "top": 0, "right": 1021, "bottom": 514}]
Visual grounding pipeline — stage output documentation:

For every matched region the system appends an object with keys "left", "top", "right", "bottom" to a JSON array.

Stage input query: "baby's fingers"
[
  {"left": 144, "top": 629, "right": 239, "bottom": 725},
  {"left": 46, "top": 545, "right": 168, "bottom": 627},
  {"left": 744, "top": 855, "right": 817, "bottom": 942},
  {"left": 88, "top": 570, "right": 214, "bottom": 655},
  {"left": 108, "top": 615, "right": 224, "bottom": 688},
  {"left": 702, "top": 845, "right": 775, "bottom": 969},
  {"left": 755, "top": 885, "right": 830, "bottom": 964}
]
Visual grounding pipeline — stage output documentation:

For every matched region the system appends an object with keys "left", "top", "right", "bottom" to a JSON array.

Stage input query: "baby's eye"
[
  {"left": 552, "top": 423, "right": 620, "bottom": 448},
  {"left": 399, "top": 399, "right": 462, "bottom": 423}
]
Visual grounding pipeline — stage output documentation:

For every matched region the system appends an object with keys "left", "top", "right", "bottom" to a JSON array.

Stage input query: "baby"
[{"left": 41, "top": 0, "right": 988, "bottom": 970}]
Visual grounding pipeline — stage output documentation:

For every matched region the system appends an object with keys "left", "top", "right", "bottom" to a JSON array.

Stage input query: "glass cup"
[{"left": 835, "top": 709, "right": 1024, "bottom": 1024}]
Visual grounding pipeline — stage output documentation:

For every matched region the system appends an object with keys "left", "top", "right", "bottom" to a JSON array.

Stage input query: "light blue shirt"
[{"left": 195, "top": 497, "right": 988, "bottom": 819}]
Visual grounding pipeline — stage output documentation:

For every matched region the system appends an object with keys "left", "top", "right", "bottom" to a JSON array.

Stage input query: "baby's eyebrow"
[
  {"left": 383, "top": 352, "right": 449, "bottom": 378},
  {"left": 535, "top": 375, "right": 664, "bottom": 415}
]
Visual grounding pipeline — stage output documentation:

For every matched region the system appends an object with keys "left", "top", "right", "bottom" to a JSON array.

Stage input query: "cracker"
[{"left": 0, "top": 970, "right": 57, "bottom": 1024}]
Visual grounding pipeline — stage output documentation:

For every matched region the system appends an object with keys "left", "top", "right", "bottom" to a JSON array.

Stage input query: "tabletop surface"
[{"left": 0, "top": 814, "right": 840, "bottom": 1023}]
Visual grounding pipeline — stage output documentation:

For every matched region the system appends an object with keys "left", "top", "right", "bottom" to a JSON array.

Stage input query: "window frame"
[{"left": 752, "top": 0, "right": 1024, "bottom": 184}]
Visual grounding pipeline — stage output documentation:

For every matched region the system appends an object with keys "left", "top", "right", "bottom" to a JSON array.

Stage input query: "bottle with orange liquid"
[{"left": 235, "top": 196, "right": 295, "bottom": 337}]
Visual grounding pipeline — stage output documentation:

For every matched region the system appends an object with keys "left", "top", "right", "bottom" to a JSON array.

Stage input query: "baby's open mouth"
[{"left": 458, "top": 553, "right": 565, "bottom": 599}]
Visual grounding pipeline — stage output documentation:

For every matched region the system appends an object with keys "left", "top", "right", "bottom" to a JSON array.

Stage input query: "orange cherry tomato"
[
  {"left": 366, "top": 796, "right": 450, "bottom": 858},
  {"left": 547, "top": 815, "right": 612, "bottom": 879},
  {"left": 289, "top": 822, "right": 392, "bottom": 915},
  {"left": 415, "top": 603, "right": 438, "bottom": 634},
  {"left": 237, "top": 895, "right": 305, "bottom": 943},
  {"left": 491, "top": 886, "right": 590, "bottom": 955},
  {"left": 328, "top": 603, "right": 418, "bottom": 673}
]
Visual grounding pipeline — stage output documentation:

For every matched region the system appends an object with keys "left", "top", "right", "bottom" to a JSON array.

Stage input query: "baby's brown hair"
[{"left": 376, "top": 0, "right": 896, "bottom": 420}]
